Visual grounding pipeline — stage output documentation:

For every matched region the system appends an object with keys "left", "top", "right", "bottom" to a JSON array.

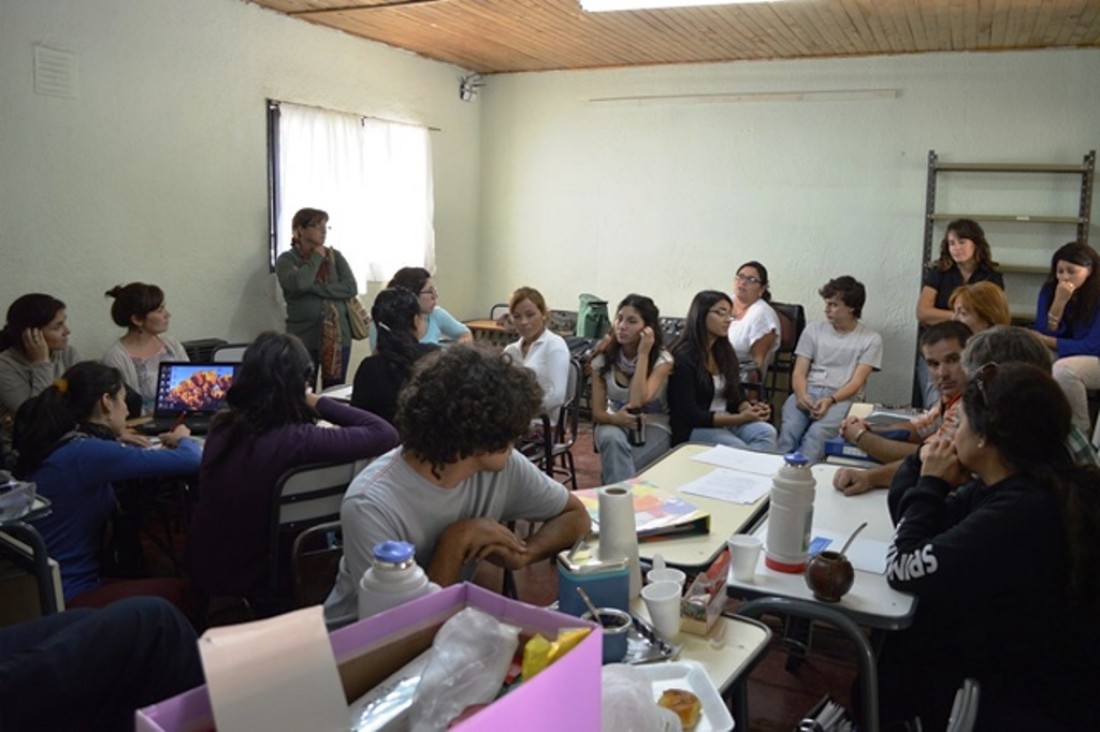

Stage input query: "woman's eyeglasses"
[
  {"left": 736, "top": 273, "right": 762, "bottom": 285},
  {"left": 708, "top": 308, "right": 734, "bottom": 320},
  {"left": 419, "top": 287, "right": 438, "bottom": 296}
]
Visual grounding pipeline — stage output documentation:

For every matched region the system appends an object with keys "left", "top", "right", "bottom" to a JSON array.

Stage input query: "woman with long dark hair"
[
  {"left": 1033, "top": 241, "right": 1100, "bottom": 432},
  {"left": 590, "top": 294, "right": 674, "bottom": 484},
  {"left": 13, "top": 362, "right": 199, "bottom": 609},
  {"left": 881, "top": 363, "right": 1100, "bottom": 727},
  {"left": 351, "top": 288, "right": 436, "bottom": 425},
  {"left": 102, "top": 282, "right": 189, "bottom": 415},
  {"left": 0, "top": 294, "right": 77, "bottom": 457},
  {"left": 274, "top": 207, "right": 359, "bottom": 389},
  {"left": 667, "top": 290, "right": 776, "bottom": 450},
  {"left": 186, "top": 332, "right": 398, "bottom": 602}
]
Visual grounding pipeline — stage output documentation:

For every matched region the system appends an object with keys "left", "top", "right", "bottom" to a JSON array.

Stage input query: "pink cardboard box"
[{"left": 136, "top": 583, "right": 602, "bottom": 732}]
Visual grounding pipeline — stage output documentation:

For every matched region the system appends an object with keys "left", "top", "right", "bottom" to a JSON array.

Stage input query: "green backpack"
[{"left": 576, "top": 294, "right": 610, "bottom": 339}]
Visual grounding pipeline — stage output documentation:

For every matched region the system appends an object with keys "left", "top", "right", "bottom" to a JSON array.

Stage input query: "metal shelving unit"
[
  {"left": 922, "top": 149, "right": 1095, "bottom": 266},
  {"left": 914, "top": 150, "right": 1096, "bottom": 403}
]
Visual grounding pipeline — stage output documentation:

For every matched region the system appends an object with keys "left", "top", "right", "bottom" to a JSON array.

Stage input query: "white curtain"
[{"left": 276, "top": 102, "right": 435, "bottom": 289}]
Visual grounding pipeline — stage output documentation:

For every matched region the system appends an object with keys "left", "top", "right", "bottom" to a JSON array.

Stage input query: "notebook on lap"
[{"left": 135, "top": 362, "right": 237, "bottom": 435}]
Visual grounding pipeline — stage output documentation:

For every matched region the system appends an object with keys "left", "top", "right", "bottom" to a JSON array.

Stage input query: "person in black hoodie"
[{"left": 879, "top": 362, "right": 1100, "bottom": 729}]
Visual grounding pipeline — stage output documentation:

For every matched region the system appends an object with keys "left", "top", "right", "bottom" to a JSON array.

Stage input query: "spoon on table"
[
  {"left": 838, "top": 521, "right": 869, "bottom": 556},
  {"left": 576, "top": 587, "right": 604, "bottom": 627}
]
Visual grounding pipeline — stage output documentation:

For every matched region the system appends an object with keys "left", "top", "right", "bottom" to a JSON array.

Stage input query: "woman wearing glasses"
[
  {"left": 1032, "top": 241, "right": 1100, "bottom": 433},
  {"left": 384, "top": 267, "right": 472, "bottom": 345},
  {"left": 880, "top": 362, "right": 1100, "bottom": 728},
  {"left": 728, "top": 261, "right": 780, "bottom": 384},
  {"left": 275, "top": 207, "right": 359, "bottom": 389},
  {"left": 667, "top": 290, "right": 777, "bottom": 450}
]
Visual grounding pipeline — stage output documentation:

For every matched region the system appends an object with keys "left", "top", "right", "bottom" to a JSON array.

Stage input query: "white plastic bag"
[
  {"left": 602, "top": 664, "right": 682, "bottom": 732},
  {"left": 409, "top": 607, "right": 520, "bottom": 731}
]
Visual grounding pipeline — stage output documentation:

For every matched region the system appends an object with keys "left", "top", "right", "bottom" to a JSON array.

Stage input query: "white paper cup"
[
  {"left": 645, "top": 567, "right": 687, "bottom": 588},
  {"left": 728, "top": 535, "right": 763, "bottom": 583},
  {"left": 640, "top": 580, "right": 682, "bottom": 639}
]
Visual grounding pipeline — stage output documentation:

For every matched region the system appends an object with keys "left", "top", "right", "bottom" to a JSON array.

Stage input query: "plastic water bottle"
[
  {"left": 765, "top": 452, "right": 816, "bottom": 573},
  {"left": 357, "top": 540, "right": 440, "bottom": 619}
]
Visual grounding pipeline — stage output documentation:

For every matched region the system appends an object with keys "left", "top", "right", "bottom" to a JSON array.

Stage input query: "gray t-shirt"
[
  {"left": 795, "top": 321, "right": 883, "bottom": 391},
  {"left": 324, "top": 447, "right": 569, "bottom": 623}
]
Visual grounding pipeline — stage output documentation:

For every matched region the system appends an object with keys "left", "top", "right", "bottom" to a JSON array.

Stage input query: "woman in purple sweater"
[{"left": 186, "top": 332, "right": 398, "bottom": 602}]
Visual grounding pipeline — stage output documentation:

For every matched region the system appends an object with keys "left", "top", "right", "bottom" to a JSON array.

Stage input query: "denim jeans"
[
  {"left": 594, "top": 424, "right": 672, "bottom": 484},
  {"left": 689, "top": 421, "right": 777, "bottom": 452},
  {"left": 778, "top": 387, "right": 850, "bottom": 463}
]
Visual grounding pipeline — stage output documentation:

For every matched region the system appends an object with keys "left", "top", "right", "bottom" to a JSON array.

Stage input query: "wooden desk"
[
  {"left": 629, "top": 444, "right": 770, "bottom": 570},
  {"left": 631, "top": 597, "right": 771, "bottom": 695},
  {"left": 464, "top": 319, "right": 513, "bottom": 348},
  {"left": 726, "top": 462, "right": 916, "bottom": 630}
]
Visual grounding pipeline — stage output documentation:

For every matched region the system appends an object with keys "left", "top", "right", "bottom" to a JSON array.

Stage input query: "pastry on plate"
[{"left": 657, "top": 688, "right": 702, "bottom": 730}]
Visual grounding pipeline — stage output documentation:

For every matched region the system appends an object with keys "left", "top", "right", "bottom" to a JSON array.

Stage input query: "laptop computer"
[{"left": 135, "top": 362, "right": 237, "bottom": 435}]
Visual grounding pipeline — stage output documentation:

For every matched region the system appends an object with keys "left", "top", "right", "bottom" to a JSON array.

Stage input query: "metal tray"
[{"left": 623, "top": 612, "right": 680, "bottom": 664}]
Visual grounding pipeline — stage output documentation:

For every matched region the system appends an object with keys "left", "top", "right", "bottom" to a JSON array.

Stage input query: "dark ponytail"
[
  {"left": 371, "top": 288, "right": 424, "bottom": 384},
  {"left": 13, "top": 362, "right": 124, "bottom": 477}
]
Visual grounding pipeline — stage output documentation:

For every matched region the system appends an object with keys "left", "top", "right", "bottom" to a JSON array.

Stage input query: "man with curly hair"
[{"left": 325, "top": 345, "right": 590, "bottom": 624}]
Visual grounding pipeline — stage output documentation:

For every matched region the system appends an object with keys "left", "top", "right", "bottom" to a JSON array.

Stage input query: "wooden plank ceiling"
[{"left": 248, "top": 0, "right": 1100, "bottom": 74}]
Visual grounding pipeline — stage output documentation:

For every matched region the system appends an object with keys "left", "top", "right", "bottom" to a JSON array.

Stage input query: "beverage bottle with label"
[
  {"left": 764, "top": 452, "right": 816, "bottom": 573},
  {"left": 357, "top": 540, "right": 441, "bottom": 619}
]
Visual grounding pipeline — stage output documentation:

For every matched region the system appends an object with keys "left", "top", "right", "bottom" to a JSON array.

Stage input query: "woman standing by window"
[
  {"left": 1032, "top": 241, "right": 1100, "bottom": 433},
  {"left": 728, "top": 261, "right": 780, "bottom": 384},
  {"left": 102, "top": 282, "right": 188, "bottom": 415},
  {"left": 275, "top": 207, "right": 359, "bottom": 389},
  {"left": 591, "top": 294, "right": 674, "bottom": 484},
  {"left": 668, "top": 290, "right": 777, "bottom": 451}
]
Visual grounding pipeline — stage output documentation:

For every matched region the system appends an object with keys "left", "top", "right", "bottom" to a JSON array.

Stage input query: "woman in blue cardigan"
[
  {"left": 1033, "top": 241, "right": 1100, "bottom": 433},
  {"left": 14, "top": 362, "right": 201, "bottom": 610}
]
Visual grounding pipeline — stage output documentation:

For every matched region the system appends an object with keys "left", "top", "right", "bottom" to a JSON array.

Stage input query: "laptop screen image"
[{"left": 151, "top": 362, "right": 237, "bottom": 418}]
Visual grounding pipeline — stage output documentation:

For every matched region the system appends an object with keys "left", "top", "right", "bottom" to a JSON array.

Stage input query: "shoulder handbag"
[{"left": 346, "top": 295, "right": 371, "bottom": 340}]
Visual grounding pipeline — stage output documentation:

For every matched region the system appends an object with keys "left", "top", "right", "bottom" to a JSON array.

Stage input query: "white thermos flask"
[
  {"left": 765, "top": 452, "right": 816, "bottom": 573},
  {"left": 358, "top": 540, "right": 440, "bottom": 619}
]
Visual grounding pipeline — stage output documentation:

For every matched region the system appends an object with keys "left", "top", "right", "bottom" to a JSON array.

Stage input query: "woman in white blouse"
[
  {"left": 502, "top": 287, "right": 569, "bottom": 417},
  {"left": 728, "top": 261, "right": 780, "bottom": 386}
]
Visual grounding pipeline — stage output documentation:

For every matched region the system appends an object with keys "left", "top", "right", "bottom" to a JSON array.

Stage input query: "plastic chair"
[
  {"left": 211, "top": 343, "right": 250, "bottom": 363},
  {"left": 764, "top": 302, "right": 806, "bottom": 406}
]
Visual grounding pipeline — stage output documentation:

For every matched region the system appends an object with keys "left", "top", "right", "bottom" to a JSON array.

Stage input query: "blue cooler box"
[{"left": 556, "top": 544, "right": 629, "bottom": 616}]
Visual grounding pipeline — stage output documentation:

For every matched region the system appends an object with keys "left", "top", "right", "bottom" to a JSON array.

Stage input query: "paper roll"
[{"left": 597, "top": 485, "right": 642, "bottom": 598}]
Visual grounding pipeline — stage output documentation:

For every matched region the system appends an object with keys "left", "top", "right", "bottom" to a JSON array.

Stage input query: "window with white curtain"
[{"left": 268, "top": 100, "right": 435, "bottom": 287}]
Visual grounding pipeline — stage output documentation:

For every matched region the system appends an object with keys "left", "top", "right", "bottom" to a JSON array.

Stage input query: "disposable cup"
[
  {"left": 728, "top": 535, "right": 763, "bottom": 583},
  {"left": 645, "top": 567, "right": 687, "bottom": 588},
  {"left": 640, "top": 580, "right": 682, "bottom": 639}
]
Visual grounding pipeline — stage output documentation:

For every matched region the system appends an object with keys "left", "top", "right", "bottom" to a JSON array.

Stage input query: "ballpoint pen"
[{"left": 169, "top": 411, "right": 189, "bottom": 431}]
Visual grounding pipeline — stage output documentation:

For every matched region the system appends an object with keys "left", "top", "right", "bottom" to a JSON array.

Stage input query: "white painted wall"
[
  {"left": 479, "top": 49, "right": 1100, "bottom": 403},
  {"left": 0, "top": 0, "right": 479, "bottom": 367}
]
